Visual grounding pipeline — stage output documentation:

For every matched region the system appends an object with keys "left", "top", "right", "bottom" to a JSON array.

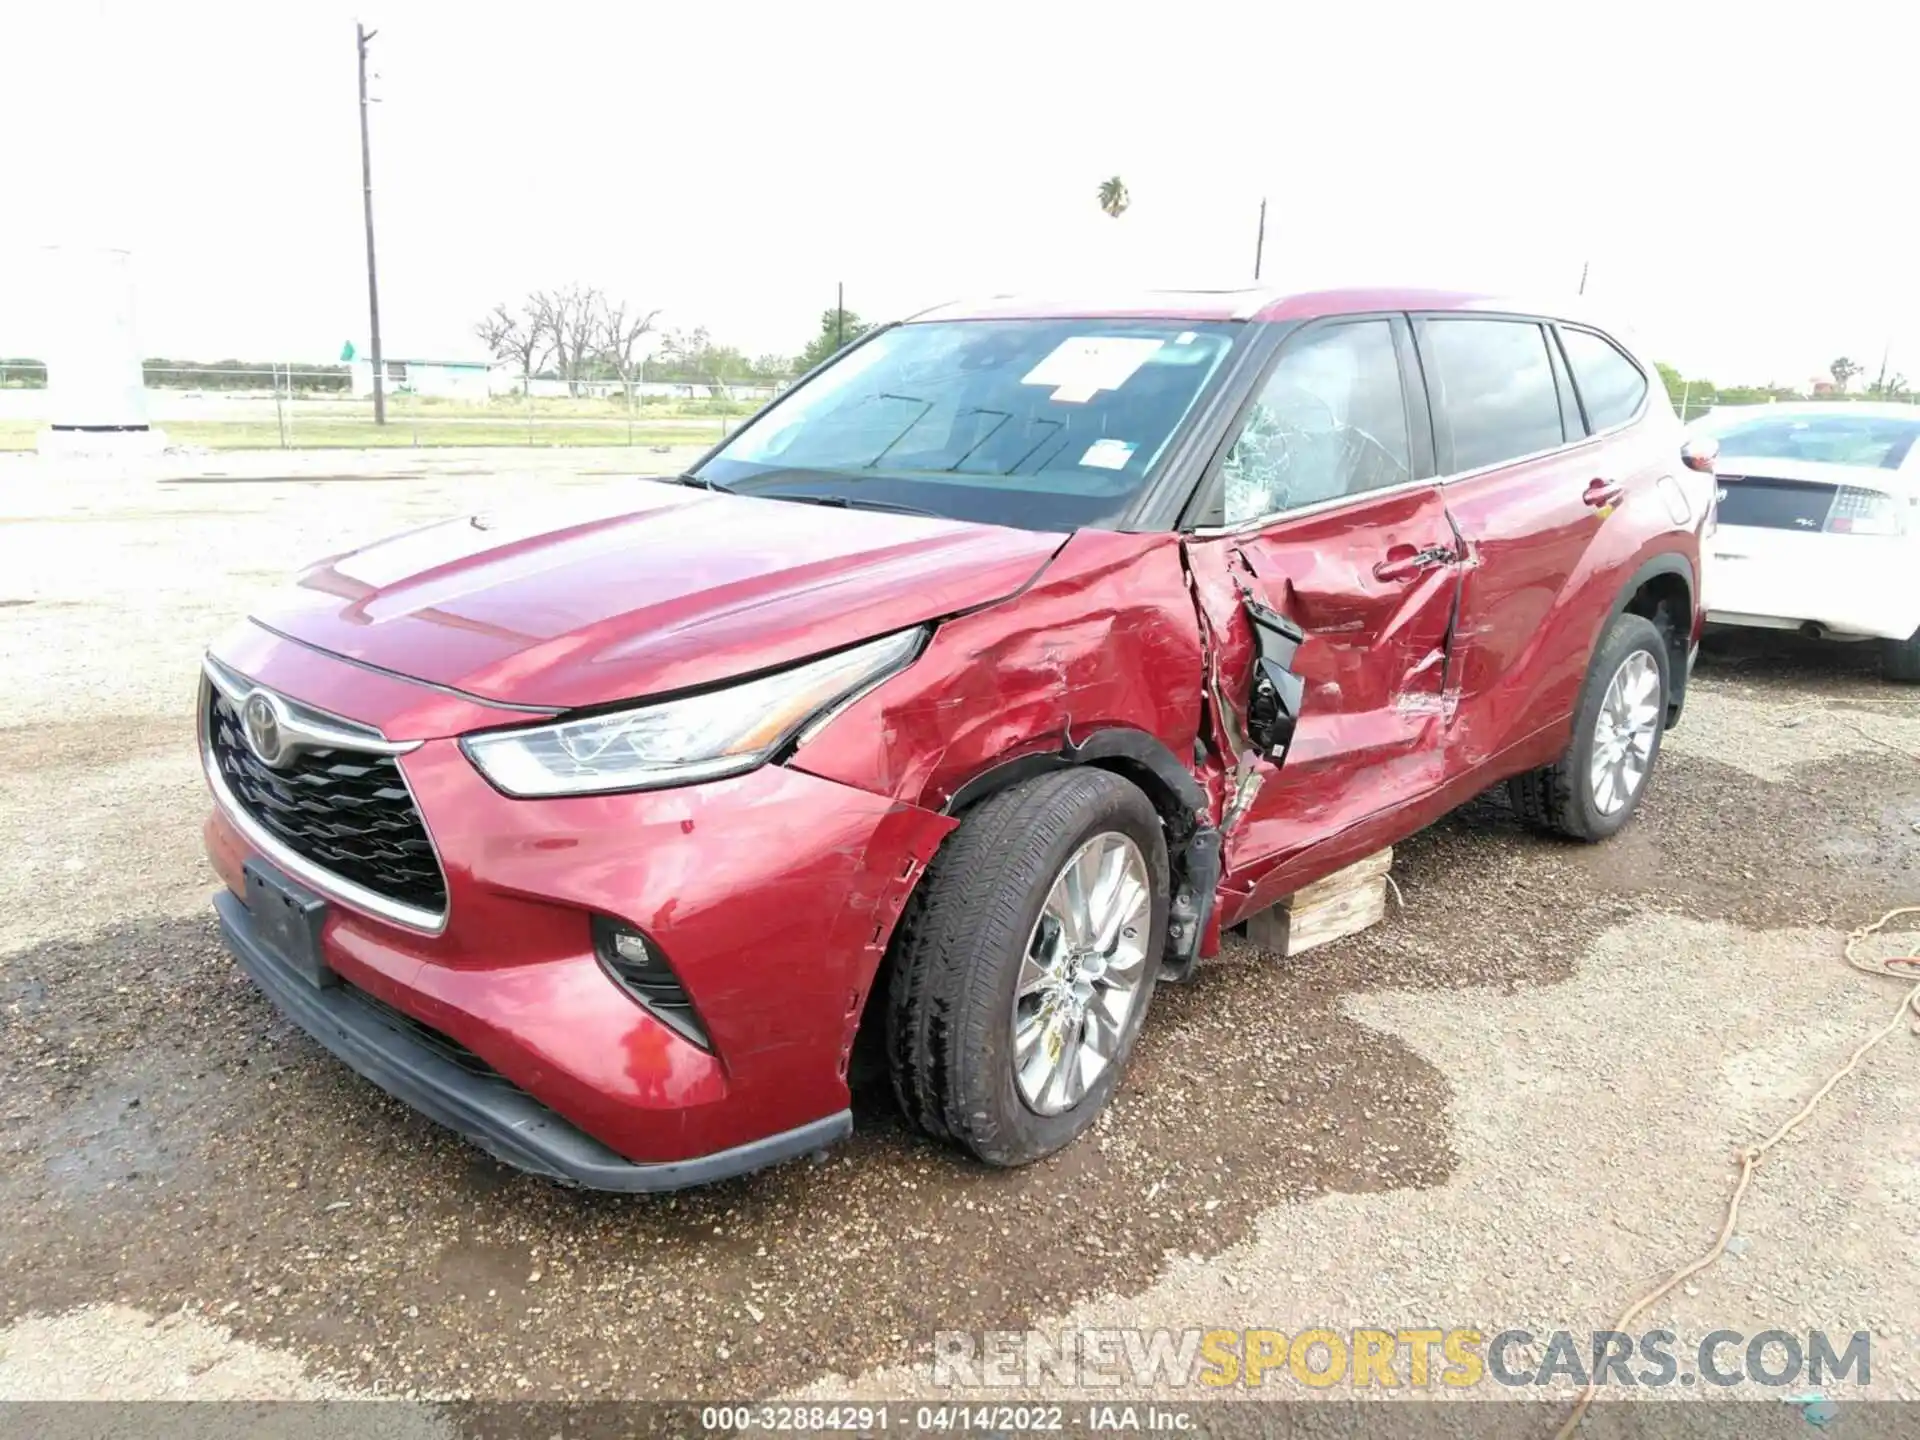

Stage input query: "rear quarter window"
[{"left": 1560, "top": 327, "right": 1649, "bottom": 431}]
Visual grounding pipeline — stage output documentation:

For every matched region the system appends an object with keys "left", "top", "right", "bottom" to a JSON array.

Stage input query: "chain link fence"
[{"left": 0, "top": 362, "right": 785, "bottom": 452}]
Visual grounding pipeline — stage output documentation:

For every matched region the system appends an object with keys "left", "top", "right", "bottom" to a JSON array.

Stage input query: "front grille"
[{"left": 208, "top": 689, "right": 449, "bottom": 916}]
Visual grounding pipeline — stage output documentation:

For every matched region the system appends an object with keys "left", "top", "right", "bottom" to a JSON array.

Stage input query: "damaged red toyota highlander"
[{"left": 200, "top": 288, "right": 1711, "bottom": 1189}]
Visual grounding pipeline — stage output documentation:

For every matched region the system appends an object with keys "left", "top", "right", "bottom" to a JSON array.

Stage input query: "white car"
[{"left": 1696, "top": 401, "right": 1920, "bottom": 680}]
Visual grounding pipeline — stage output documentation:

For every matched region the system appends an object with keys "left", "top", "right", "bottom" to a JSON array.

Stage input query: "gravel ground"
[{"left": 2, "top": 453, "right": 1917, "bottom": 1420}]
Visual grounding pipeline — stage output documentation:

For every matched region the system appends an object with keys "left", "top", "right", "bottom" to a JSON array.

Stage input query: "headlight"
[{"left": 462, "top": 627, "right": 925, "bottom": 797}]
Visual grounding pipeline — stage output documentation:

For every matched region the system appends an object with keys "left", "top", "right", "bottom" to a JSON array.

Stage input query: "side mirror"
[
  {"left": 1242, "top": 596, "right": 1306, "bottom": 760},
  {"left": 1681, "top": 436, "right": 1718, "bottom": 474}
]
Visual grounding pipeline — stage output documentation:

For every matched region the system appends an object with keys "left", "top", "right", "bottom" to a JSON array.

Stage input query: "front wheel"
[
  {"left": 1509, "top": 612, "right": 1671, "bottom": 842},
  {"left": 885, "top": 769, "right": 1169, "bottom": 1167}
]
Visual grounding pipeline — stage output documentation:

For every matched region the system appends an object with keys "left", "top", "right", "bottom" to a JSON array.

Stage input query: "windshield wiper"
[
  {"left": 661, "top": 472, "right": 736, "bottom": 493},
  {"left": 750, "top": 490, "right": 941, "bottom": 519}
]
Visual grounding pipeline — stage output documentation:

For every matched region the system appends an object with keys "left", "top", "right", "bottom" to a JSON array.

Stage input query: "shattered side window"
[{"left": 1221, "top": 320, "right": 1412, "bottom": 525}]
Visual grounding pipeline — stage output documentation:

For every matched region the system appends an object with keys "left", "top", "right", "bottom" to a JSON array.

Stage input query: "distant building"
[{"left": 349, "top": 357, "right": 493, "bottom": 401}]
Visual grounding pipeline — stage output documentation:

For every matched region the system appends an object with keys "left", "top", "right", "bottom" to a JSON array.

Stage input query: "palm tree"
[{"left": 1096, "top": 176, "right": 1130, "bottom": 219}]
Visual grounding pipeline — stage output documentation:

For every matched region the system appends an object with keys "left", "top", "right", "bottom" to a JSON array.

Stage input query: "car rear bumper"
[
  {"left": 1705, "top": 531, "right": 1920, "bottom": 641},
  {"left": 215, "top": 885, "right": 851, "bottom": 1190}
]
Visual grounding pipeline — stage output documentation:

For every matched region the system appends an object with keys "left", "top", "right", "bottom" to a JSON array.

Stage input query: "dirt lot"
[{"left": 2, "top": 452, "right": 1918, "bottom": 1415}]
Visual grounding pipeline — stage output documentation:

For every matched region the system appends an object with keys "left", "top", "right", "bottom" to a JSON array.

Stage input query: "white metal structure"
[{"left": 1695, "top": 402, "right": 1920, "bottom": 679}]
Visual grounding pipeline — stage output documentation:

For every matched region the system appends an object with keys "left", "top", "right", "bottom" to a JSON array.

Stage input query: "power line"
[{"left": 357, "top": 21, "right": 386, "bottom": 426}]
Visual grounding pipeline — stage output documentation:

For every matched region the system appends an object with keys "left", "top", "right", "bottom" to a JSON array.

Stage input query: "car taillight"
[{"left": 1826, "top": 486, "right": 1903, "bottom": 536}]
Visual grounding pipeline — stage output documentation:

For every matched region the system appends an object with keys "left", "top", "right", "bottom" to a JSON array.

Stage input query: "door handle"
[
  {"left": 1584, "top": 477, "right": 1625, "bottom": 509},
  {"left": 1373, "top": 543, "right": 1456, "bottom": 584}
]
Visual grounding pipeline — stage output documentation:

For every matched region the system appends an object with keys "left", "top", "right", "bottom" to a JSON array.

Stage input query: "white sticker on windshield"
[
  {"left": 1079, "top": 438, "right": 1136, "bottom": 471},
  {"left": 1022, "top": 336, "right": 1164, "bottom": 404}
]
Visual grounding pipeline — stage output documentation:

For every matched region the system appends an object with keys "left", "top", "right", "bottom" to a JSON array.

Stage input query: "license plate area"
[{"left": 243, "top": 858, "right": 335, "bottom": 989}]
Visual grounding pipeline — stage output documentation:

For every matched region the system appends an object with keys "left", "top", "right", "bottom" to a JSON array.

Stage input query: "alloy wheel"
[
  {"left": 1011, "top": 831, "right": 1152, "bottom": 1116},
  {"left": 1590, "top": 649, "right": 1662, "bottom": 816}
]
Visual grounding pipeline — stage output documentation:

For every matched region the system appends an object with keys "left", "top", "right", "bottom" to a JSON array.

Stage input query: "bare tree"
[
  {"left": 598, "top": 299, "right": 662, "bottom": 402},
  {"left": 529, "top": 285, "right": 603, "bottom": 395},
  {"left": 474, "top": 302, "right": 548, "bottom": 395}
]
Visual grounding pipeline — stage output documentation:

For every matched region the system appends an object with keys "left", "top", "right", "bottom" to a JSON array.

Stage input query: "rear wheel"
[
  {"left": 1509, "top": 612, "right": 1670, "bottom": 842},
  {"left": 1883, "top": 629, "right": 1920, "bottom": 683},
  {"left": 885, "top": 769, "right": 1168, "bottom": 1167}
]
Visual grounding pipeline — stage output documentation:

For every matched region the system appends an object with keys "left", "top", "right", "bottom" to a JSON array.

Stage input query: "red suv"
[{"left": 200, "top": 288, "right": 1709, "bottom": 1189}]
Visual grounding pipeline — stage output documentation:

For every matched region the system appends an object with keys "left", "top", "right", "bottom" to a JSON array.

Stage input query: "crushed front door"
[{"left": 1179, "top": 315, "right": 1462, "bottom": 922}]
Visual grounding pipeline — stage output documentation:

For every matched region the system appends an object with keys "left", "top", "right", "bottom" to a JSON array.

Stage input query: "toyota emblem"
[{"left": 241, "top": 690, "right": 291, "bottom": 768}]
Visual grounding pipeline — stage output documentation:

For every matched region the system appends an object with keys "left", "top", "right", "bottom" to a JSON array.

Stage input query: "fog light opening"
[{"left": 592, "top": 917, "right": 713, "bottom": 1051}]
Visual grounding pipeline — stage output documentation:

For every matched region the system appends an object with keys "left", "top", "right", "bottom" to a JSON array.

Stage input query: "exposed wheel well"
[
  {"left": 1621, "top": 569, "right": 1692, "bottom": 725},
  {"left": 1079, "top": 755, "right": 1200, "bottom": 847},
  {"left": 849, "top": 736, "right": 1212, "bottom": 1089}
]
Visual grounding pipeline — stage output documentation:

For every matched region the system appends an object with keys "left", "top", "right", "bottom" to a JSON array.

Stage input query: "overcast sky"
[{"left": 4, "top": 0, "right": 1916, "bottom": 385}]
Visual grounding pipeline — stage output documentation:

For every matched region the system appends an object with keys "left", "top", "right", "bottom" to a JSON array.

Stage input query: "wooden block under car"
[{"left": 1243, "top": 847, "right": 1392, "bottom": 958}]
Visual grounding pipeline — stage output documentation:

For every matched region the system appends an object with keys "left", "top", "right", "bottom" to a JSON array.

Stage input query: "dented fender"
[
  {"left": 791, "top": 530, "right": 1237, "bottom": 970},
  {"left": 790, "top": 530, "right": 1208, "bottom": 813}
]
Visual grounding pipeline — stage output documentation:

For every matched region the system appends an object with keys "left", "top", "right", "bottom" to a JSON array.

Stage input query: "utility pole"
[
  {"left": 357, "top": 22, "right": 386, "bottom": 425},
  {"left": 1252, "top": 198, "right": 1267, "bottom": 281},
  {"left": 835, "top": 281, "right": 844, "bottom": 352},
  {"left": 1577, "top": 260, "right": 1589, "bottom": 296}
]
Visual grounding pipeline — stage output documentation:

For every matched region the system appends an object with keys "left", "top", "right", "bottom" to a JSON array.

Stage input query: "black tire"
[
  {"left": 1509, "top": 611, "right": 1671, "bottom": 842},
  {"left": 1883, "top": 630, "right": 1920, "bottom": 683},
  {"left": 885, "top": 768, "right": 1169, "bottom": 1167}
]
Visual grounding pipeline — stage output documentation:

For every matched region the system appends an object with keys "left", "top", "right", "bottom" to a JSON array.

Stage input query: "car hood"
[{"left": 253, "top": 482, "right": 1064, "bottom": 710}]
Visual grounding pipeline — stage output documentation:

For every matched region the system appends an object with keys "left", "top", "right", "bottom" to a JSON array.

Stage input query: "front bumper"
[
  {"left": 215, "top": 884, "right": 850, "bottom": 1189},
  {"left": 201, "top": 632, "right": 956, "bottom": 1186}
]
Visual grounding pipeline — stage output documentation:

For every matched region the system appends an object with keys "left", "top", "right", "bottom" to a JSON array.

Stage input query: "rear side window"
[
  {"left": 1422, "top": 319, "right": 1566, "bottom": 472},
  {"left": 1560, "top": 327, "right": 1648, "bottom": 430}
]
